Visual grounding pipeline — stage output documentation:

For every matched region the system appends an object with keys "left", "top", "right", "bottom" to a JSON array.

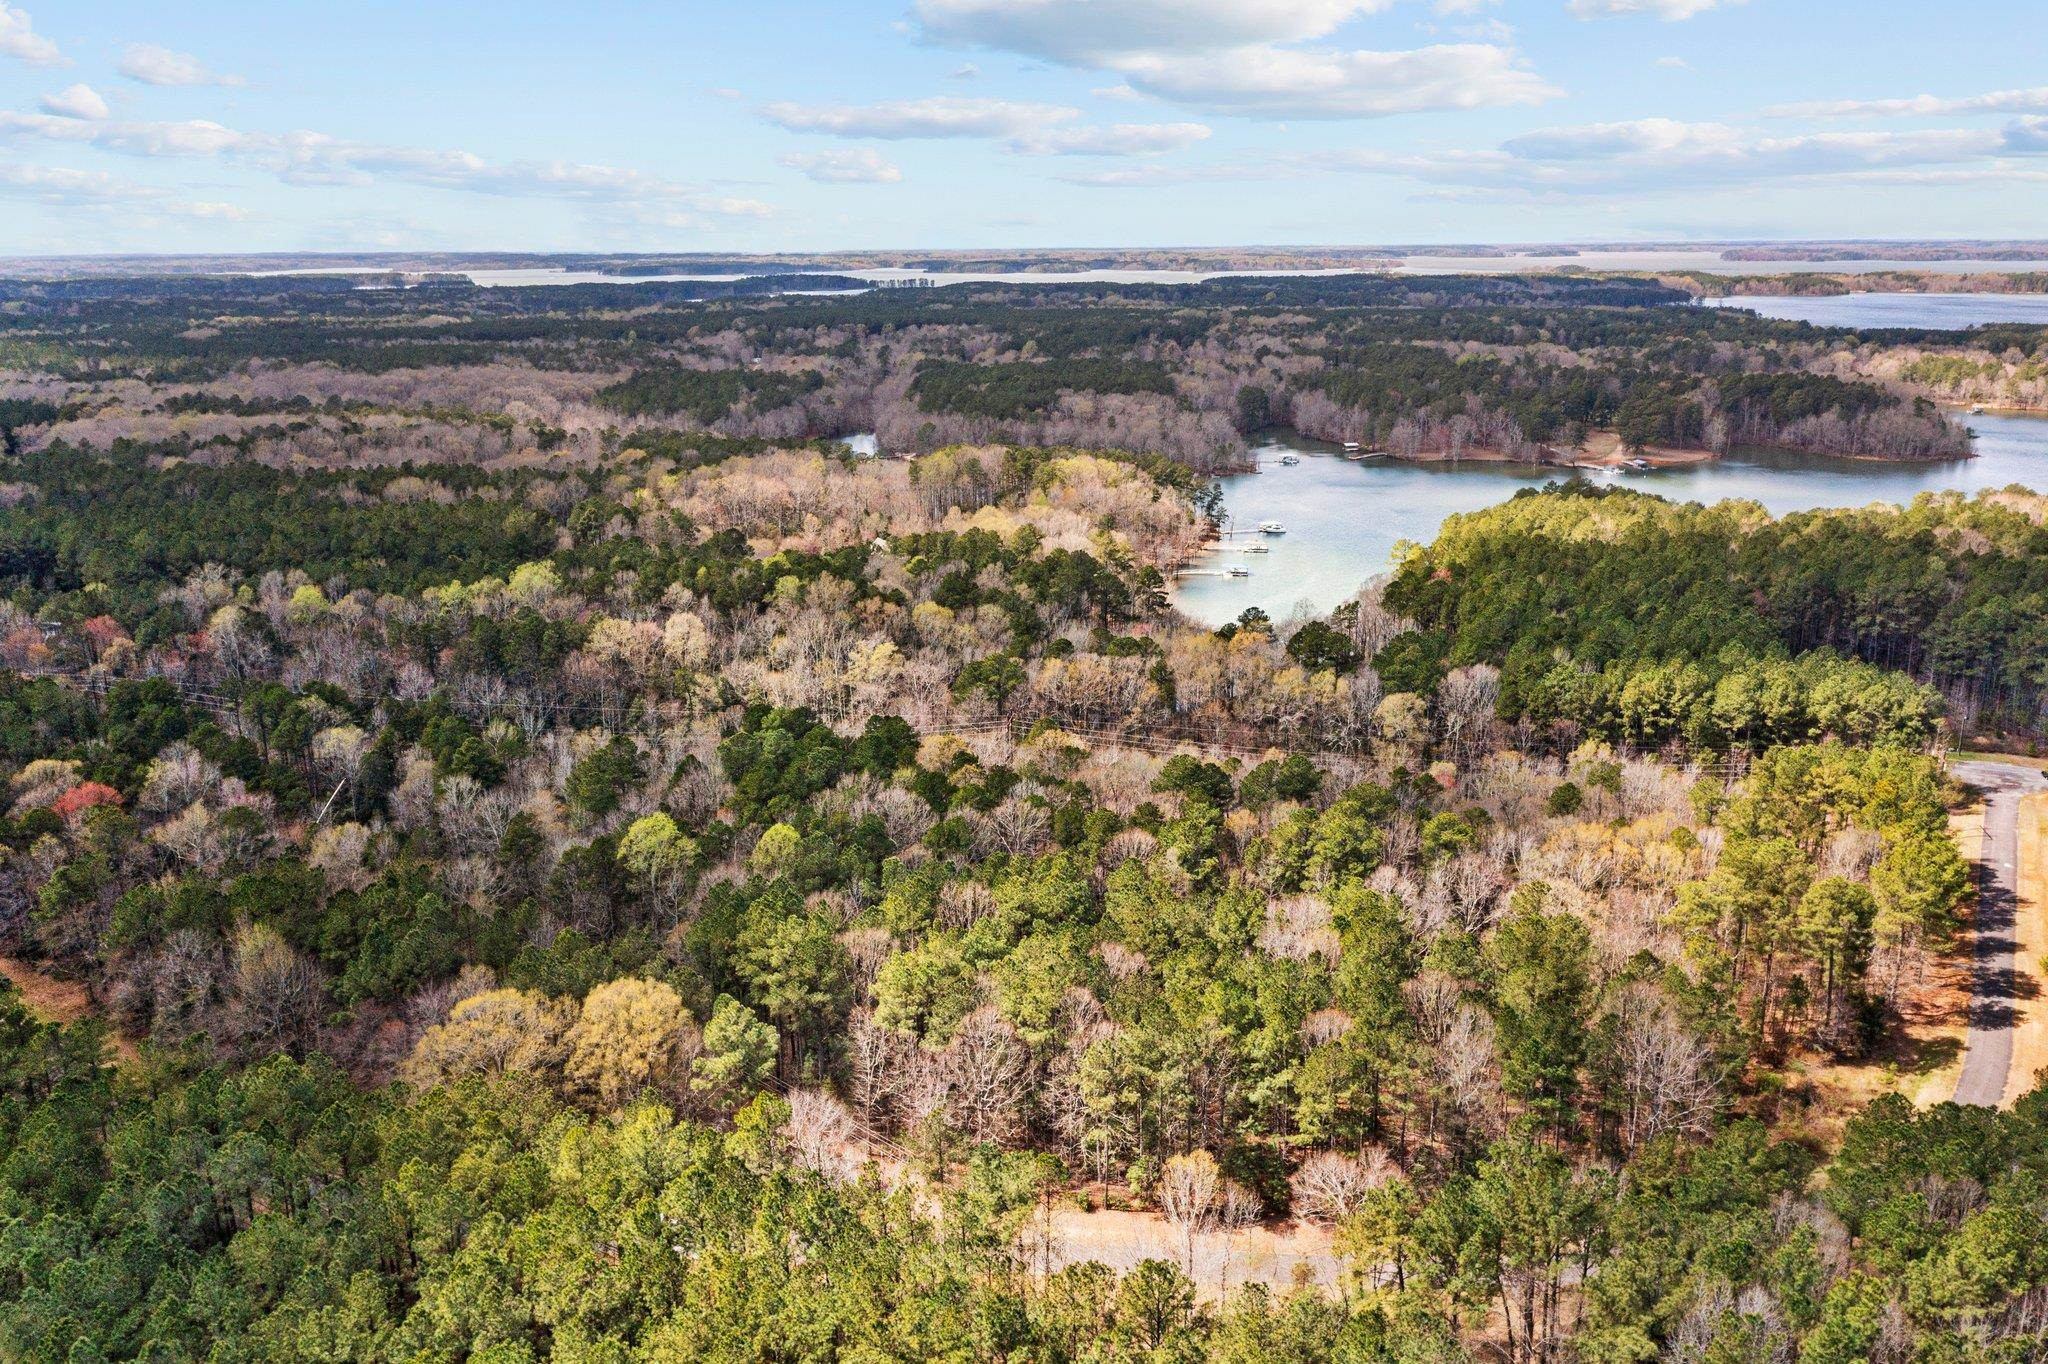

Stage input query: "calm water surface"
[
  {"left": 463, "top": 257, "right": 2048, "bottom": 289},
  {"left": 247, "top": 256, "right": 2048, "bottom": 291},
  {"left": 462, "top": 266, "right": 1371, "bottom": 289},
  {"left": 1704, "top": 293, "right": 2048, "bottom": 329},
  {"left": 1173, "top": 415, "right": 2048, "bottom": 627},
  {"left": 1397, "top": 253, "right": 2048, "bottom": 277}
]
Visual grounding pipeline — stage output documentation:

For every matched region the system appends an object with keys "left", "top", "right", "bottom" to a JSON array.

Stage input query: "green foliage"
[
  {"left": 1152, "top": 753, "right": 1235, "bottom": 807},
  {"left": 1285, "top": 620, "right": 1363, "bottom": 674},
  {"left": 912, "top": 358, "right": 1175, "bottom": 419},
  {"left": 328, "top": 869, "right": 465, "bottom": 1003},
  {"left": 1487, "top": 894, "right": 1594, "bottom": 1128},
  {"left": 691, "top": 995, "right": 778, "bottom": 1101},
  {"left": 872, "top": 936, "right": 980, "bottom": 1045},
  {"left": 734, "top": 912, "right": 850, "bottom": 1069},
  {"left": 0, "top": 446, "right": 557, "bottom": 619},
  {"left": 1261, "top": 781, "right": 1395, "bottom": 892},
  {"left": 717, "top": 706, "right": 849, "bottom": 822},
  {"left": 595, "top": 366, "right": 823, "bottom": 423},
  {"left": 2, "top": 266, "right": 2043, "bottom": 1364},
  {"left": 566, "top": 735, "right": 645, "bottom": 819},
  {"left": 1238, "top": 754, "right": 1322, "bottom": 809},
  {"left": 851, "top": 714, "right": 918, "bottom": 778},
  {"left": 1385, "top": 487, "right": 1972, "bottom": 747}
]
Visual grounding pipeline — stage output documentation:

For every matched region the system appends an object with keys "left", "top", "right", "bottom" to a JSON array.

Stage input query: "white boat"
[
  {"left": 1971, "top": 404, "right": 1985, "bottom": 415},
  {"left": 1258, "top": 520, "right": 1286, "bottom": 534},
  {"left": 1242, "top": 543, "right": 1269, "bottom": 554},
  {"left": 1342, "top": 440, "right": 1361, "bottom": 452},
  {"left": 1278, "top": 454, "right": 1300, "bottom": 466},
  {"left": 1227, "top": 565, "right": 1252, "bottom": 577}
]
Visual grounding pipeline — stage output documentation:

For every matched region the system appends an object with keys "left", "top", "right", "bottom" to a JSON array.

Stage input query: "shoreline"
[
  {"left": 1276, "top": 433, "right": 1968, "bottom": 474},
  {"left": 1948, "top": 401, "right": 2048, "bottom": 419}
]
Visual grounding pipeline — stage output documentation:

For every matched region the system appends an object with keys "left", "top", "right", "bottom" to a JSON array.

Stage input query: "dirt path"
[
  {"left": 1044, "top": 1206, "right": 1342, "bottom": 1300},
  {"left": 0, "top": 954, "right": 139, "bottom": 1063},
  {"left": 1950, "top": 761, "right": 2048, "bottom": 1106},
  {"left": 2007, "top": 792, "right": 2048, "bottom": 1099}
]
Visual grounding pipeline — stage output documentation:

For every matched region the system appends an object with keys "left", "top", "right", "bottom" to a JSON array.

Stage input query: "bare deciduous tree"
[
  {"left": 1157, "top": 1149, "right": 1222, "bottom": 1271},
  {"left": 1290, "top": 1148, "right": 1398, "bottom": 1224},
  {"left": 937, "top": 1007, "right": 1032, "bottom": 1144},
  {"left": 786, "top": 1088, "right": 862, "bottom": 1183},
  {"left": 1612, "top": 984, "right": 1719, "bottom": 1153}
]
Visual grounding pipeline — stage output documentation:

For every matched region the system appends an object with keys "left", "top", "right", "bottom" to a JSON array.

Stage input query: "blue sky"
[{"left": 1, "top": 0, "right": 2044, "bottom": 254}]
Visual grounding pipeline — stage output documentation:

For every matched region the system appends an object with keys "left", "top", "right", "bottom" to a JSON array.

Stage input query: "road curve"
[{"left": 1950, "top": 760, "right": 2048, "bottom": 1107}]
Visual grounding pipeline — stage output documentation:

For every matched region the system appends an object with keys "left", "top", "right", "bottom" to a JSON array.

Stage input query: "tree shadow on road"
[{"left": 1968, "top": 873, "right": 2037, "bottom": 1031}]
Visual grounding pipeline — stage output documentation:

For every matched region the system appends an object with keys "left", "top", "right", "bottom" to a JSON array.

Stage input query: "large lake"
[
  {"left": 1393, "top": 253, "right": 2048, "bottom": 277},
  {"left": 461, "top": 257, "right": 2048, "bottom": 291},
  {"left": 461, "top": 266, "right": 1375, "bottom": 288},
  {"left": 243, "top": 255, "right": 2048, "bottom": 291},
  {"left": 1172, "top": 414, "right": 2048, "bottom": 628},
  {"left": 1704, "top": 293, "right": 2048, "bottom": 329}
]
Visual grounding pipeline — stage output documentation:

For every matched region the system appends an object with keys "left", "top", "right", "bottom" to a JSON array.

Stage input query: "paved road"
[{"left": 1951, "top": 761, "right": 2048, "bottom": 1107}]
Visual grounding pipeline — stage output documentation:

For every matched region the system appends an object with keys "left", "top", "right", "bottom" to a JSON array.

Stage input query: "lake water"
[
  {"left": 1704, "top": 293, "right": 2048, "bottom": 330},
  {"left": 1172, "top": 415, "right": 2048, "bottom": 627},
  {"left": 228, "top": 253, "right": 2048, "bottom": 291},
  {"left": 1396, "top": 252, "right": 2048, "bottom": 277},
  {"left": 459, "top": 255, "right": 2048, "bottom": 289},
  {"left": 461, "top": 266, "right": 1374, "bottom": 289}
]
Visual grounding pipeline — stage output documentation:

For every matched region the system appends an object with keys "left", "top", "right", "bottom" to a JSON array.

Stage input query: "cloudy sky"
[{"left": 1, "top": 0, "right": 2044, "bottom": 254}]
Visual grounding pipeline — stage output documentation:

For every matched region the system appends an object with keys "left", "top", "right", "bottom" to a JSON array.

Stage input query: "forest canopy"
[{"left": 0, "top": 265, "right": 2042, "bottom": 1362}]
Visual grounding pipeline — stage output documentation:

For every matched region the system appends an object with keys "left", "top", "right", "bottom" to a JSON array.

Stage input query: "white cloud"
[
  {"left": 1568, "top": 0, "right": 1742, "bottom": 18},
  {"left": 763, "top": 96, "right": 1066, "bottom": 140},
  {"left": 1769, "top": 87, "right": 2048, "bottom": 119},
  {"left": 1829, "top": 166, "right": 2048, "bottom": 189},
  {"left": 116, "top": 43, "right": 244, "bottom": 88},
  {"left": 39, "top": 83, "right": 107, "bottom": 120},
  {"left": 1487, "top": 118, "right": 2002, "bottom": 191},
  {"left": 1114, "top": 42, "right": 1557, "bottom": 118},
  {"left": 1451, "top": 17, "right": 1516, "bottom": 42},
  {"left": 602, "top": 199, "right": 778, "bottom": 233},
  {"left": 0, "top": 4, "right": 60, "bottom": 66},
  {"left": 1655, "top": 55, "right": 1689, "bottom": 68},
  {"left": 913, "top": 0, "right": 1556, "bottom": 120},
  {"left": 0, "top": 110, "right": 774, "bottom": 218},
  {"left": 1062, "top": 115, "right": 2043, "bottom": 198},
  {"left": 950, "top": 62, "right": 981, "bottom": 79},
  {"left": 913, "top": 0, "right": 1393, "bottom": 64},
  {"left": 1014, "top": 121, "right": 1211, "bottom": 154},
  {"left": 2005, "top": 117, "right": 2048, "bottom": 154},
  {"left": 0, "top": 160, "right": 246, "bottom": 221},
  {"left": 778, "top": 147, "right": 905, "bottom": 183},
  {"left": 162, "top": 199, "right": 250, "bottom": 220},
  {"left": 0, "top": 112, "right": 250, "bottom": 158},
  {"left": 1057, "top": 159, "right": 1286, "bottom": 187},
  {"left": 0, "top": 162, "right": 151, "bottom": 204},
  {"left": 763, "top": 96, "right": 1208, "bottom": 155}
]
